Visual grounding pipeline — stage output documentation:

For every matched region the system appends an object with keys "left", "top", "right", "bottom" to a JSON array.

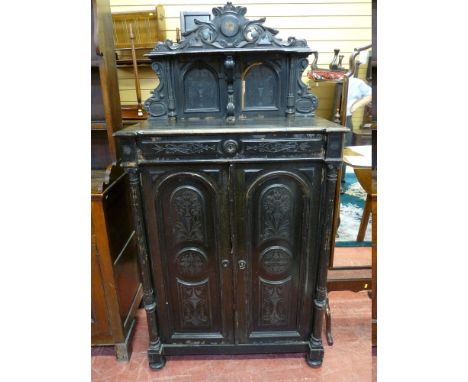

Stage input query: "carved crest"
[{"left": 148, "top": 2, "right": 310, "bottom": 55}]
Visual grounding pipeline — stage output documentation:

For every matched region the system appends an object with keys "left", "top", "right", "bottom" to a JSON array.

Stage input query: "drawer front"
[{"left": 137, "top": 134, "right": 325, "bottom": 162}]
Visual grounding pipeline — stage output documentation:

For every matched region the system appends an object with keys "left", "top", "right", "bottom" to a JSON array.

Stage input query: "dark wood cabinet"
[
  {"left": 115, "top": 120, "right": 345, "bottom": 369},
  {"left": 114, "top": 2, "right": 347, "bottom": 370}
]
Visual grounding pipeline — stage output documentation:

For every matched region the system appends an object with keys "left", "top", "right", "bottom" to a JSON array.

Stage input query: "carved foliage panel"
[
  {"left": 258, "top": 185, "right": 294, "bottom": 244},
  {"left": 170, "top": 187, "right": 206, "bottom": 244}
]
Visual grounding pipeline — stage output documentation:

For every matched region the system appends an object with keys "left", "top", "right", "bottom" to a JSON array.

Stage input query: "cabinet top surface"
[{"left": 114, "top": 116, "right": 347, "bottom": 137}]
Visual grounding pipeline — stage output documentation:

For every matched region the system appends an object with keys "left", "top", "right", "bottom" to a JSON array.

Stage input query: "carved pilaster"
[
  {"left": 127, "top": 167, "right": 165, "bottom": 369},
  {"left": 224, "top": 55, "right": 236, "bottom": 124},
  {"left": 286, "top": 55, "right": 295, "bottom": 116},
  {"left": 166, "top": 58, "right": 177, "bottom": 119},
  {"left": 307, "top": 163, "right": 339, "bottom": 367}
]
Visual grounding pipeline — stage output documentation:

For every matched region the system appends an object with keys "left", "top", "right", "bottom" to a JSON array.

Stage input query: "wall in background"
[{"left": 110, "top": 0, "right": 372, "bottom": 119}]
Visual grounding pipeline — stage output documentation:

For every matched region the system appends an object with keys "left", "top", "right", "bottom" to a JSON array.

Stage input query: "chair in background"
[{"left": 325, "top": 44, "right": 374, "bottom": 346}]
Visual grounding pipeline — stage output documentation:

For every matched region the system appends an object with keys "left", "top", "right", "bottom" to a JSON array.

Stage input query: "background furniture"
[
  {"left": 91, "top": 166, "right": 143, "bottom": 361},
  {"left": 111, "top": 4, "right": 166, "bottom": 65},
  {"left": 115, "top": 2, "right": 346, "bottom": 370},
  {"left": 91, "top": 0, "right": 142, "bottom": 360},
  {"left": 111, "top": 4, "right": 166, "bottom": 119},
  {"left": 180, "top": 11, "right": 212, "bottom": 33},
  {"left": 327, "top": 44, "right": 373, "bottom": 292},
  {"left": 324, "top": 45, "right": 374, "bottom": 347}
]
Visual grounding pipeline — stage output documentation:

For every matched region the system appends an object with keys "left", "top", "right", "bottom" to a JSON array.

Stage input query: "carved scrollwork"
[
  {"left": 151, "top": 142, "right": 218, "bottom": 155},
  {"left": 144, "top": 61, "right": 168, "bottom": 118},
  {"left": 246, "top": 141, "right": 315, "bottom": 153},
  {"left": 148, "top": 2, "right": 310, "bottom": 54},
  {"left": 295, "top": 58, "right": 318, "bottom": 115}
]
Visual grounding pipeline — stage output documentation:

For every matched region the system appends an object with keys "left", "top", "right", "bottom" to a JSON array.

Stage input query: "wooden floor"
[{"left": 92, "top": 247, "right": 375, "bottom": 382}]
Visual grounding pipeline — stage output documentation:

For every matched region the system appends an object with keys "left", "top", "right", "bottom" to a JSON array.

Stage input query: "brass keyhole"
[{"left": 238, "top": 260, "right": 247, "bottom": 270}]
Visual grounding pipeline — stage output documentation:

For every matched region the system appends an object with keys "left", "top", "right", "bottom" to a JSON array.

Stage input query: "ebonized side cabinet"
[{"left": 114, "top": 2, "right": 347, "bottom": 370}]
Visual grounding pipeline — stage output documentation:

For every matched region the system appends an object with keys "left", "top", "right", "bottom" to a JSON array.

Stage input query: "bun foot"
[{"left": 149, "top": 354, "right": 166, "bottom": 370}]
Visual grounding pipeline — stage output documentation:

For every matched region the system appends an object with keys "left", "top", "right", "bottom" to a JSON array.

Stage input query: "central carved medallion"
[
  {"left": 176, "top": 249, "right": 207, "bottom": 277},
  {"left": 220, "top": 15, "right": 240, "bottom": 36},
  {"left": 260, "top": 247, "right": 292, "bottom": 274}
]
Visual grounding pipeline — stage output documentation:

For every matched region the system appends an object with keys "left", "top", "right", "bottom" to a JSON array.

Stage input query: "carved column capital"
[{"left": 326, "top": 163, "right": 339, "bottom": 180}]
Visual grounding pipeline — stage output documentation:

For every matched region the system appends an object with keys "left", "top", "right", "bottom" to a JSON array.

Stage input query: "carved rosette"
[
  {"left": 175, "top": 249, "right": 207, "bottom": 277},
  {"left": 260, "top": 247, "right": 292, "bottom": 275}
]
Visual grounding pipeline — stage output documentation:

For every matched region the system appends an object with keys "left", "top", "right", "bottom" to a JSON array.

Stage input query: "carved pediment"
[{"left": 148, "top": 2, "right": 310, "bottom": 55}]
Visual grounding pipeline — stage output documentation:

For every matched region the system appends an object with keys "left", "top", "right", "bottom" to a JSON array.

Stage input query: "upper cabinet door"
[
  {"left": 141, "top": 165, "right": 234, "bottom": 344},
  {"left": 174, "top": 58, "right": 227, "bottom": 118},
  {"left": 232, "top": 162, "right": 323, "bottom": 344}
]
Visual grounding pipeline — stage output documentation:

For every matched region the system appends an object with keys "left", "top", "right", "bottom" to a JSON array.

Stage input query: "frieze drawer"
[{"left": 137, "top": 135, "right": 324, "bottom": 161}]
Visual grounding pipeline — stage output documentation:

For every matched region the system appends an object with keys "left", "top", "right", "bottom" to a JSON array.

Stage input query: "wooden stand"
[{"left": 91, "top": 165, "right": 143, "bottom": 360}]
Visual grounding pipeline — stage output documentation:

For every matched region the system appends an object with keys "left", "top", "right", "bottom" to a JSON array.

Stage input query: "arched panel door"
[
  {"left": 178, "top": 61, "right": 222, "bottom": 115},
  {"left": 140, "top": 165, "right": 233, "bottom": 344},
  {"left": 232, "top": 162, "right": 323, "bottom": 344}
]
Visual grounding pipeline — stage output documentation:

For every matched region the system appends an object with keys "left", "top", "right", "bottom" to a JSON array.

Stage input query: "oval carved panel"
[
  {"left": 260, "top": 246, "right": 292, "bottom": 275},
  {"left": 175, "top": 248, "right": 208, "bottom": 277}
]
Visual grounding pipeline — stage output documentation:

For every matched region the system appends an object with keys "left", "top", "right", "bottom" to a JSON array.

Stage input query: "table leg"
[{"left": 357, "top": 194, "right": 371, "bottom": 241}]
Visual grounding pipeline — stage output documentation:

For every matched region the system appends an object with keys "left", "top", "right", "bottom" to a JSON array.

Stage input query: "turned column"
[
  {"left": 127, "top": 166, "right": 166, "bottom": 369},
  {"left": 307, "top": 163, "right": 338, "bottom": 367}
]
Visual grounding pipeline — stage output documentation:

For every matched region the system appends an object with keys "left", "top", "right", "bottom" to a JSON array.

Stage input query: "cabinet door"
[
  {"left": 232, "top": 162, "right": 323, "bottom": 343},
  {"left": 141, "top": 165, "right": 234, "bottom": 344}
]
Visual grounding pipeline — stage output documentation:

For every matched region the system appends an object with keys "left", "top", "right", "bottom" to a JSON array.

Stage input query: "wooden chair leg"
[
  {"left": 325, "top": 296, "right": 333, "bottom": 346},
  {"left": 357, "top": 194, "right": 372, "bottom": 241}
]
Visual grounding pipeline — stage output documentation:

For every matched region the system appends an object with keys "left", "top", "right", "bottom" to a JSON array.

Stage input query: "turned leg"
[
  {"left": 325, "top": 296, "right": 333, "bottom": 346},
  {"left": 357, "top": 194, "right": 372, "bottom": 241}
]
